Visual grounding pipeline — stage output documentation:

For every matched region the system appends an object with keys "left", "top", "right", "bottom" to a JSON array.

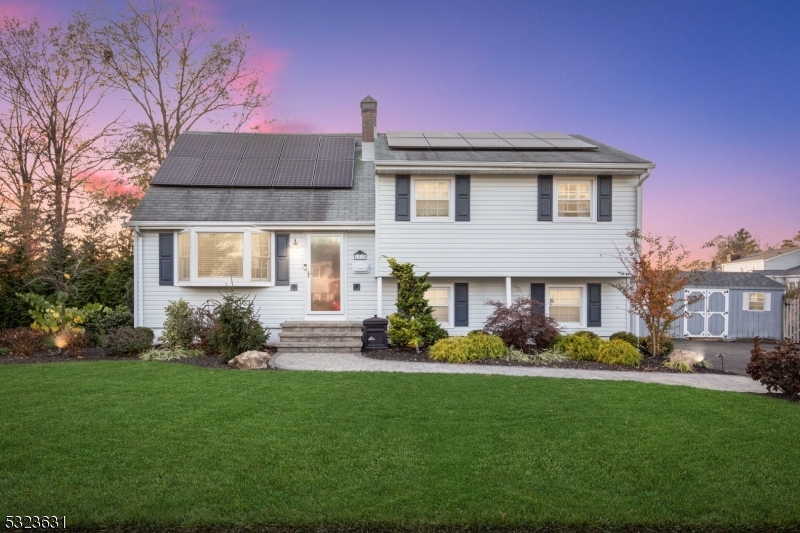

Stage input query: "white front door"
[
  {"left": 305, "top": 234, "right": 345, "bottom": 318},
  {"left": 684, "top": 289, "right": 729, "bottom": 338}
]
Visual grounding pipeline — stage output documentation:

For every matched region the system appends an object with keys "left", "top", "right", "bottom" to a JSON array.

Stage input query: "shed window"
[
  {"left": 748, "top": 292, "right": 765, "bottom": 311},
  {"left": 556, "top": 180, "right": 591, "bottom": 219},
  {"left": 426, "top": 287, "right": 451, "bottom": 326},
  {"left": 549, "top": 288, "right": 582, "bottom": 323}
]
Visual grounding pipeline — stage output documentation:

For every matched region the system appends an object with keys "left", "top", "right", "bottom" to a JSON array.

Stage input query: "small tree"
[
  {"left": 384, "top": 257, "right": 446, "bottom": 351},
  {"left": 613, "top": 230, "right": 701, "bottom": 358}
]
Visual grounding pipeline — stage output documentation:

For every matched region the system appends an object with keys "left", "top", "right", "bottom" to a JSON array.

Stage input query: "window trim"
[
  {"left": 554, "top": 177, "right": 595, "bottom": 222},
  {"left": 747, "top": 291, "right": 766, "bottom": 312},
  {"left": 174, "top": 228, "right": 275, "bottom": 287},
  {"left": 546, "top": 285, "right": 585, "bottom": 326},
  {"left": 411, "top": 177, "right": 455, "bottom": 222},
  {"left": 426, "top": 285, "right": 453, "bottom": 328}
]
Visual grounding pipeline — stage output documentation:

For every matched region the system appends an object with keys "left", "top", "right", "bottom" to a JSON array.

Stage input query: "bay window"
[{"left": 176, "top": 229, "right": 274, "bottom": 286}]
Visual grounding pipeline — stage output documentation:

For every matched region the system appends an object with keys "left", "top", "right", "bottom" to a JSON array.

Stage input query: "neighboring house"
[
  {"left": 719, "top": 247, "right": 800, "bottom": 274},
  {"left": 637, "top": 272, "right": 786, "bottom": 341},
  {"left": 759, "top": 266, "right": 800, "bottom": 291},
  {"left": 128, "top": 96, "right": 656, "bottom": 341}
]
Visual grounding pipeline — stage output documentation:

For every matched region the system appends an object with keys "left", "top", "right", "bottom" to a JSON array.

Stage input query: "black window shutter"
[
  {"left": 158, "top": 233, "right": 173, "bottom": 286},
  {"left": 587, "top": 283, "right": 602, "bottom": 327},
  {"left": 455, "top": 175, "right": 470, "bottom": 221},
  {"left": 395, "top": 175, "right": 410, "bottom": 221},
  {"left": 538, "top": 175, "right": 553, "bottom": 221},
  {"left": 597, "top": 175, "right": 612, "bottom": 222},
  {"left": 454, "top": 283, "right": 469, "bottom": 327},
  {"left": 275, "top": 234, "right": 290, "bottom": 286},
  {"left": 531, "top": 283, "right": 545, "bottom": 315}
]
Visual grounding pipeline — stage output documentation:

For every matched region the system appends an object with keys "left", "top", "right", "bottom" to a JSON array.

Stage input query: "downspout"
[
  {"left": 633, "top": 169, "right": 651, "bottom": 337},
  {"left": 134, "top": 226, "right": 144, "bottom": 328}
]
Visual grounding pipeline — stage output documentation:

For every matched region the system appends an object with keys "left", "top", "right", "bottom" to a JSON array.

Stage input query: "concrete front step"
[
  {"left": 279, "top": 339, "right": 363, "bottom": 348},
  {"left": 281, "top": 327, "right": 362, "bottom": 335},
  {"left": 281, "top": 321, "right": 363, "bottom": 328},
  {"left": 280, "top": 331, "right": 362, "bottom": 339},
  {"left": 275, "top": 346, "right": 362, "bottom": 354},
  {"left": 278, "top": 320, "right": 364, "bottom": 353}
]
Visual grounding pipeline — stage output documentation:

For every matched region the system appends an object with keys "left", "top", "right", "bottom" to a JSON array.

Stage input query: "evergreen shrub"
[{"left": 597, "top": 339, "right": 643, "bottom": 367}]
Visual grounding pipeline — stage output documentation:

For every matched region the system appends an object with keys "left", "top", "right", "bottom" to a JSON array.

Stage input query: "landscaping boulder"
[
  {"left": 669, "top": 349, "right": 704, "bottom": 365},
  {"left": 228, "top": 350, "right": 272, "bottom": 370}
]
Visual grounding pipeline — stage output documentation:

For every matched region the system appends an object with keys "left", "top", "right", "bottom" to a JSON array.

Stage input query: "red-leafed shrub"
[
  {"left": 0, "top": 328, "right": 48, "bottom": 356},
  {"left": 483, "top": 297, "right": 561, "bottom": 353},
  {"left": 747, "top": 338, "right": 800, "bottom": 399}
]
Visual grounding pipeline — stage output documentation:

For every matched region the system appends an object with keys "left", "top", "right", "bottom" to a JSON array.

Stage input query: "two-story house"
[{"left": 128, "top": 97, "right": 655, "bottom": 343}]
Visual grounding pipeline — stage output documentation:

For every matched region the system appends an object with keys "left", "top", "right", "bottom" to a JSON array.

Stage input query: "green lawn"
[{"left": 1, "top": 362, "right": 799, "bottom": 531}]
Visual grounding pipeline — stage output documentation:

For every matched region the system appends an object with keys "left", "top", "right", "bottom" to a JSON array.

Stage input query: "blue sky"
[{"left": 6, "top": 0, "right": 800, "bottom": 257}]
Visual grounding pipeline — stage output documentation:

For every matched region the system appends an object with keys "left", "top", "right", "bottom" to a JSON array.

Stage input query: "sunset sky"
[{"left": 2, "top": 0, "right": 799, "bottom": 259}]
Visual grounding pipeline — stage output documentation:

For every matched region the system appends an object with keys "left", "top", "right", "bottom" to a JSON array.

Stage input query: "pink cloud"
[
  {"left": 85, "top": 170, "right": 143, "bottom": 198},
  {"left": 0, "top": 0, "right": 58, "bottom": 25}
]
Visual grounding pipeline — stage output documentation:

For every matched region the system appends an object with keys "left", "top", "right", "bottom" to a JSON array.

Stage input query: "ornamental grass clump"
[{"left": 596, "top": 339, "right": 643, "bottom": 367}]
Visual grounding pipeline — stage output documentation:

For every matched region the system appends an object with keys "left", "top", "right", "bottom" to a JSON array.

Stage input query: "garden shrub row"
[{"left": 555, "top": 331, "right": 643, "bottom": 367}]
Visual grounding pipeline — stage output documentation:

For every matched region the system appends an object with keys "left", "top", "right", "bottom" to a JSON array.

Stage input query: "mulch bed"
[
  {"left": 0, "top": 346, "right": 277, "bottom": 369},
  {"left": 363, "top": 346, "right": 731, "bottom": 374}
]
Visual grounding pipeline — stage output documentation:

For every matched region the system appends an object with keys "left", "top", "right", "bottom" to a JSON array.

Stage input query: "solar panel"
[
  {"left": 168, "top": 134, "right": 214, "bottom": 157},
  {"left": 386, "top": 131, "right": 424, "bottom": 137},
  {"left": 190, "top": 158, "right": 241, "bottom": 186},
  {"left": 530, "top": 132, "right": 573, "bottom": 139},
  {"left": 422, "top": 131, "right": 462, "bottom": 138},
  {"left": 230, "top": 158, "right": 278, "bottom": 187},
  {"left": 546, "top": 138, "right": 598, "bottom": 149},
  {"left": 243, "top": 135, "right": 285, "bottom": 159},
  {"left": 494, "top": 132, "right": 535, "bottom": 139},
  {"left": 314, "top": 160, "right": 354, "bottom": 188},
  {"left": 281, "top": 136, "right": 320, "bottom": 159},
  {"left": 425, "top": 137, "right": 471, "bottom": 149},
  {"left": 504, "top": 138, "right": 556, "bottom": 149},
  {"left": 459, "top": 131, "right": 499, "bottom": 139},
  {"left": 273, "top": 159, "right": 315, "bottom": 187},
  {"left": 204, "top": 133, "right": 252, "bottom": 158},
  {"left": 318, "top": 137, "right": 355, "bottom": 160},
  {"left": 465, "top": 138, "right": 513, "bottom": 149},
  {"left": 150, "top": 156, "right": 202, "bottom": 185},
  {"left": 386, "top": 137, "right": 430, "bottom": 148}
]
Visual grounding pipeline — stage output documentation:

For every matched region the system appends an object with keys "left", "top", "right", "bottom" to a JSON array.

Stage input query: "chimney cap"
[{"left": 360, "top": 95, "right": 377, "bottom": 110}]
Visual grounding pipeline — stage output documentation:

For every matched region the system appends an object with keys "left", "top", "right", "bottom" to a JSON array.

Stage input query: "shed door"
[{"left": 683, "top": 289, "right": 728, "bottom": 339}]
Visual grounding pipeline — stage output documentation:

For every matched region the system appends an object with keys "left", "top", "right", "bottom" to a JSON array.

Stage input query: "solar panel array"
[
  {"left": 150, "top": 133, "right": 356, "bottom": 188},
  {"left": 385, "top": 131, "right": 598, "bottom": 150}
]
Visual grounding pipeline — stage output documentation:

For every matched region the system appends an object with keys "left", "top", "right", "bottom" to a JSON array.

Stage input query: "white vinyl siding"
[
  {"left": 197, "top": 233, "right": 243, "bottom": 278},
  {"left": 136, "top": 231, "right": 377, "bottom": 337},
  {"left": 377, "top": 174, "right": 639, "bottom": 277}
]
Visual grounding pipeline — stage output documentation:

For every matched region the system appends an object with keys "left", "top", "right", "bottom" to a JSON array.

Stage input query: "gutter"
[
  {"left": 636, "top": 169, "right": 652, "bottom": 232},
  {"left": 125, "top": 221, "right": 375, "bottom": 230},
  {"left": 374, "top": 160, "right": 655, "bottom": 174}
]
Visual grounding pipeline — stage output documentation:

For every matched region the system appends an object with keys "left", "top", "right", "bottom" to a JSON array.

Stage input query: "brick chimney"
[
  {"left": 727, "top": 253, "right": 741, "bottom": 262},
  {"left": 360, "top": 95, "right": 377, "bottom": 161}
]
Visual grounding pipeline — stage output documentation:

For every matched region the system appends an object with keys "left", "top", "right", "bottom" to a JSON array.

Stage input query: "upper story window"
[
  {"left": 425, "top": 287, "right": 451, "bottom": 327},
  {"left": 549, "top": 287, "right": 582, "bottom": 324},
  {"left": 556, "top": 179, "right": 592, "bottom": 219},
  {"left": 413, "top": 179, "right": 452, "bottom": 220},
  {"left": 748, "top": 292, "right": 765, "bottom": 311},
  {"left": 176, "top": 229, "right": 273, "bottom": 286}
]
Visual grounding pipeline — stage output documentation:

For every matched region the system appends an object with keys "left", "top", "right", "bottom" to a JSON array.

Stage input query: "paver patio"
[{"left": 272, "top": 352, "right": 768, "bottom": 394}]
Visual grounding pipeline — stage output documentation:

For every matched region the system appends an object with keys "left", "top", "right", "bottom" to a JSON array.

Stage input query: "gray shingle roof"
[
  {"left": 760, "top": 266, "right": 800, "bottom": 276},
  {"left": 375, "top": 134, "right": 651, "bottom": 165},
  {"left": 728, "top": 246, "right": 800, "bottom": 263},
  {"left": 684, "top": 271, "right": 786, "bottom": 290},
  {"left": 130, "top": 147, "right": 374, "bottom": 223}
]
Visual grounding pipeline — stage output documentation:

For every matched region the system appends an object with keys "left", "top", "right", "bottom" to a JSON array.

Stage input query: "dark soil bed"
[{"left": 363, "top": 347, "right": 731, "bottom": 374}]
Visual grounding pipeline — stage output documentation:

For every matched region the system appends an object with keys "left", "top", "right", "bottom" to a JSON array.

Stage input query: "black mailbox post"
[{"left": 362, "top": 315, "right": 389, "bottom": 350}]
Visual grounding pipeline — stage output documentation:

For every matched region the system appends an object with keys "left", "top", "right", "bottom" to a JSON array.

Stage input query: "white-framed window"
[
  {"left": 412, "top": 178, "right": 453, "bottom": 221},
  {"left": 748, "top": 292, "right": 765, "bottom": 311},
  {"left": 175, "top": 229, "right": 274, "bottom": 286},
  {"left": 548, "top": 287, "right": 583, "bottom": 324},
  {"left": 789, "top": 281, "right": 797, "bottom": 290},
  {"left": 555, "top": 178, "right": 593, "bottom": 220},
  {"left": 425, "top": 287, "right": 452, "bottom": 327}
]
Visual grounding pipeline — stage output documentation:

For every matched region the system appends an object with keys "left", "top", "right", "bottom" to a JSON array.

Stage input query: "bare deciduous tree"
[
  {"left": 613, "top": 230, "right": 701, "bottom": 357},
  {"left": 94, "top": 0, "right": 271, "bottom": 189}
]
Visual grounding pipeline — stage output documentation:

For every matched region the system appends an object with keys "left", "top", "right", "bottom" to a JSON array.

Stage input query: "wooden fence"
[{"left": 785, "top": 298, "right": 800, "bottom": 343}]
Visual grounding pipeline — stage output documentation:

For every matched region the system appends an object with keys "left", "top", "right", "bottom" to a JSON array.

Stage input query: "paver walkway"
[{"left": 272, "top": 352, "right": 767, "bottom": 394}]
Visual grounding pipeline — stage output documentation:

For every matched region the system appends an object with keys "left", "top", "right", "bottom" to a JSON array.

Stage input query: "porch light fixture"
[
  {"left": 354, "top": 250, "right": 367, "bottom": 261},
  {"left": 291, "top": 239, "right": 300, "bottom": 249}
]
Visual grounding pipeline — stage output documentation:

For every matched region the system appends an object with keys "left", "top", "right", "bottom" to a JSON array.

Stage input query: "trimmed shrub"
[
  {"left": 207, "top": 292, "right": 269, "bottom": 361},
  {"left": 640, "top": 336, "right": 675, "bottom": 357},
  {"left": 429, "top": 337, "right": 472, "bottom": 363},
  {"left": 597, "top": 339, "right": 643, "bottom": 367},
  {"left": 428, "top": 333, "right": 506, "bottom": 364},
  {"left": 483, "top": 297, "right": 562, "bottom": 353},
  {"left": 385, "top": 257, "right": 447, "bottom": 350},
  {"left": 84, "top": 305, "right": 134, "bottom": 346},
  {"left": 160, "top": 299, "right": 195, "bottom": 350},
  {"left": 103, "top": 327, "right": 154, "bottom": 357},
  {"left": 0, "top": 328, "right": 48, "bottom": 356},
  {"left": 747, "top": 338, "right": 800, "bottom": 399},
  {"left": 609, "top": 331, "right": 640, "bottom": 349},
  {"left": 555, "top": 333, "right": 602, "bottom": 361},
  {"left": 574, "top": 330, "right": 600, "bottom": 341}
]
